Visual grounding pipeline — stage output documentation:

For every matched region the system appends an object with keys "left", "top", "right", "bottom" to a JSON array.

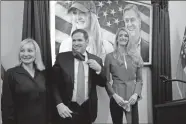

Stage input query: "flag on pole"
[{"left": 175, "top": 26, "right": 186, "bottom": 99}]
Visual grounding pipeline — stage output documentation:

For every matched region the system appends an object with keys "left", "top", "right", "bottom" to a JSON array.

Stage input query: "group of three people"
[
  {"left": 1, "top": 27, "right": 143, "bottom": 124},
  {"left": 1, "top": 1, "right": 143, "bottom": 124}
]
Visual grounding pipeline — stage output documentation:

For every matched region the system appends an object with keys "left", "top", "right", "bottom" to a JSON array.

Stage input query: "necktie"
[
  {"left": 72, "top": 49, "right": 85, "bottom": 61},
  {"left": 76, "top": 61, "right": 85, "bottom": 105}
]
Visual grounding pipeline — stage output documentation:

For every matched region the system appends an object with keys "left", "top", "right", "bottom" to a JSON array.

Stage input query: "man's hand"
[
  {"left": 56, "top": 103, "right": 72, "bottom": 118},
  {"left": 128, "top": 93, "right": 138, "bottom": 105},
  {"left": 113, "top": 93, "right": 127, "bottom": 107},
  {"left": 87, "top": 59, "right": 101, "bottom": 72}
]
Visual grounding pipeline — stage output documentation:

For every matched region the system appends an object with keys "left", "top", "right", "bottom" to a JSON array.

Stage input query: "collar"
[
  {"left": 74, "top": 51, "right": 88, "bottom": 61},
  {"left": 14, "top": 65, "right": 39, "bottom": 78},
  {"left": 82, "top": 51, "right": 88, "bottom": 61}
]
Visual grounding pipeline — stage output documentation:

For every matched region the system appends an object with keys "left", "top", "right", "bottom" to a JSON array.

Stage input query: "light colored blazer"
[{"left": 104, "top": 52, "right": 143, "bottom": 100}]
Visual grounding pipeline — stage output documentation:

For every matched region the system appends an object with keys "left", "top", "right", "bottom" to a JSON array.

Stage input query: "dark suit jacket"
[
  {"left": 1, "top": 66, "right": 48, "bottom": 124},
  {"left": 140, "top": 39, "right": 149, "bottom": 63},
  {"left": 52, "top": 51, "right": 106, "bottom": 122}
]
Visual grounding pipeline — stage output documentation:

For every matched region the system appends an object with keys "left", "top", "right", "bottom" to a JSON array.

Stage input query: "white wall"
[
  {"left": 1, "top": 1, "right": 24, "bottom": 70},
  {"left": 169, "top": 1, "right": 186, "bottom": 100}
]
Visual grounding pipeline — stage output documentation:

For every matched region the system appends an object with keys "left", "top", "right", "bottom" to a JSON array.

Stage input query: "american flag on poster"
[
  {"left": 55, "top": 0, "right": 151, "bottom": 54},
  {"left": 175, "top": 27, "right": 186, "bottom": 99}
]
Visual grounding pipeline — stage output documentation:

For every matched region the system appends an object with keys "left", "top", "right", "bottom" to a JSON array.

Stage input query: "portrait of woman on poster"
[
  {"left": 1, "top": 38, "right": 48, "bottom": 124},
  {"left": 104, "top": 27, "right": 143, "bottom": 124},
  {"left": 59, "top": 1, "right": 114, "bottom": 61}
]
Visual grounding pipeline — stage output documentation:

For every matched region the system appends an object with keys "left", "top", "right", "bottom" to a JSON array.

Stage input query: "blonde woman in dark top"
[
  {"left": 104, "top": 27, "right": 143, "bottom": 124},
  {"left": 1, "top": 38, "right": 48, "bottom": 124}
]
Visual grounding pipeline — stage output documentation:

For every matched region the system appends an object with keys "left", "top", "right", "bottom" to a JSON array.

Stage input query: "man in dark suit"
[
  {"left": 123, "top": 4, "right": 149, "bottom": 63},
  {"left": 140, "top": 39, "right": 149, "bottom": 62},
  {"left": 52, "top": 29, "right": 106, "bottom": 124}
]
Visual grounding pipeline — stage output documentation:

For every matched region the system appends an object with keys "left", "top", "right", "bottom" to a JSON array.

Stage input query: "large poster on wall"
[
  {"left": 50, "top": 0, "right": 152, "bottom": 65},
  {"left": 50, "top": 1, "right": 153, "bottom": 123}
]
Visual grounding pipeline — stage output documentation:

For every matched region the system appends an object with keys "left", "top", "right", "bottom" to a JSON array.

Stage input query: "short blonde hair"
[
  {"left": 19, "top": 38, "right": 45, "bottom": 71},
  {"left": 123, "top": 4, "right": 141, "bottom": 20}
]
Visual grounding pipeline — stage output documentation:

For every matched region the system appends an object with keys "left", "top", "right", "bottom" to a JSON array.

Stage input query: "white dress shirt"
[{"left": 72, "top": 52, "right": 89, "bottom": 102}]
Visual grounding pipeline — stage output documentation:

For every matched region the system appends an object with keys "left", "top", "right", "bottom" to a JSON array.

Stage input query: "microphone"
[
  {"left": 160, "top": 75, "right": 168, "bottom": 83},
  {"left": 159, "top": 75, "right": 186, "bottom": 84}
]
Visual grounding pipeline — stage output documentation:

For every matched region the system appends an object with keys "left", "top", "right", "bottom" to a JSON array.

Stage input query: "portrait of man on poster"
[
  {"left": 123, "top": 4, "right": 150, "bottom": 63},
  {"left": 53, "top": 1, "right": 152, "bottom": 65}
]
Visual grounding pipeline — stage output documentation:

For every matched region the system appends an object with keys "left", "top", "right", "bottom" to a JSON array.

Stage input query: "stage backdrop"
[{"left": 50, "top": 0, "right": 152, "bottom": 65}]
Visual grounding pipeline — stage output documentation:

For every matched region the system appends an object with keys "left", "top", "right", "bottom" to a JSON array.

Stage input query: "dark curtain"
[
  {"left": 22, "top": 0, "right": 52, "bottom": 69},
  {"left": 22, "top": 1, "right": 54, "bottom": 123},
  {"left": 151, "top": 1, "right": 172, "bottom": 124}
]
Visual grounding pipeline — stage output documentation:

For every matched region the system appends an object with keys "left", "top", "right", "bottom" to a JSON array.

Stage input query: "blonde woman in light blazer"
[{"left": 104, "top": 27, "right": 143, "bottom": 124}]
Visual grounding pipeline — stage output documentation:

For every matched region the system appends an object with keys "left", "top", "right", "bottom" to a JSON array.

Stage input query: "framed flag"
[{"left": 50, "top": 0, "right": 153, "bottom": 65}]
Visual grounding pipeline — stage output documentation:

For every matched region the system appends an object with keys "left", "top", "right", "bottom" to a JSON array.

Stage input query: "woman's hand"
[
  {"left": 112, "top": 93, "right": 126, "bottom": 107},
  {"left": 128, "top": 93, "right": 138, "bottom": 105}
]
